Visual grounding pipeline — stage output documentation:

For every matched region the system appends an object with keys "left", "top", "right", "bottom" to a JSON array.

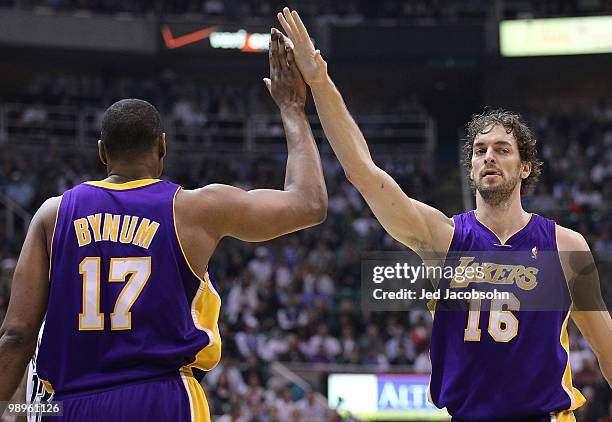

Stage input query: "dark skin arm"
[
  {"left": 174, "top": 29, "right": 327, "bottom": 275},
  {"left": 0, "top": 30, "right": 327, "bottom": 402},
  {"left": 14, "top": 372, "right": 28, "bottom": 422},
  {"left": 0, "top": 196, "right": 60, "bottom": 401}
]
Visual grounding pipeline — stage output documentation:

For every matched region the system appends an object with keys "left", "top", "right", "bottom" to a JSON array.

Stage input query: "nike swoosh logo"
[{"left": 161, "top": 25, "right": 217, "bottom": 49}]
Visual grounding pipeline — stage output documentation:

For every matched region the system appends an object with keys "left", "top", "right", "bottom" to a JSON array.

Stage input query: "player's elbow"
[
  {"left": 304, "top": 192, "right": 328, "bottom": 225},
  {"left": 0, "top": 325, "right": 38, "bottom": 354},
  {"left": 599, "top": 356, "right": 612, "bottom": 387},
  {"left": 312, "top": 200, "right": 328, "bottom": 224},
  {"left": 344, "top": 164, "right": 376, "bottom": 192}
]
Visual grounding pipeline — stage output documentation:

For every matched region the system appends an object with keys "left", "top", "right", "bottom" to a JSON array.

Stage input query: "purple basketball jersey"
[
  {"left": 429, "top": 211, "right": 585, "bottom": 419},
  {"left": 37, "top": 179, "right": 221, "bottom": 395}
]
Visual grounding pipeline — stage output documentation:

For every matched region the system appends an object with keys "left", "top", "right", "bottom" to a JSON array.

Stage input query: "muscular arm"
[
  {"left": 311, "top": 77, "right": 452, "bottom": 253},
  {"left": 277, "top": 9, "right": 453, "bottom": 254},
  {"left": 178, "top": 29, "right": 326, "bottom": 244},
  {"left": 557, "top": 226, "right": 612, "bottom": 387},
  {"left": 0, "top": 197, "right": 59, "bottom": 401},
  {"left": 183, "top": 106, "right": 325, "bottom": 242}
]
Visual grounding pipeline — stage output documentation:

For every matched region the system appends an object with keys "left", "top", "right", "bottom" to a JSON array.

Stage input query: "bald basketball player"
[
  {"left": 276, "top": 7, "right": 611, "bottom": 421},
  {"left": 0, "top": 29, "right": 326, "bottom": 422}
]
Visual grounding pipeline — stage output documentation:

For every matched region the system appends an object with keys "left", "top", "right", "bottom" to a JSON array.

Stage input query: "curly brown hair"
[{"left": 462, "top": 109, "right": 543, "bottom": 195}]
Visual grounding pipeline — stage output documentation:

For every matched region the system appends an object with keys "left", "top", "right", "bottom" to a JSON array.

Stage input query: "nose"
[{"left": 483, "top": 147, "right": 496, "bottom": 163}]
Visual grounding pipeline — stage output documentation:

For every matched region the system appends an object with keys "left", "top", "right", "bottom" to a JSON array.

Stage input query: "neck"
[
  {"left": 474, "top": 188, "right": 530, "bottom": 244},
  {"left": 104, "top": 162, "right": 159, "bottom": 183}
]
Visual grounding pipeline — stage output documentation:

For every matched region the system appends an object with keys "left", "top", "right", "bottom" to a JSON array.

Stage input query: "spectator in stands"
[{"left": 297, "top": 390, "right": 328, "bottom": 420}]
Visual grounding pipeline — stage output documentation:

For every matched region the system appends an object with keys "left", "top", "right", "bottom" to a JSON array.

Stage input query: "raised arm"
[
  {"left": 276, "top": 8, "right": 452, "bottom": 254},
  {"left": 178, "top": 29, "right": 326, "bottom": 243},
  {"left": 557, "top": 226, "right": 612, "bottom": 387}
]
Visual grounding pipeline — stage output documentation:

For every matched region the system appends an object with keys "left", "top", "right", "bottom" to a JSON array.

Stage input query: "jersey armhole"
[
  {"left": 442, "top": 215, "right": 458, "bottom": 258},
  {"left": 171, "top": 186, "right": 207, "bottom": 284},
  {"left": 48, "top": 195, "right": 64, "bottom": 283},
  {"left": 429, "top": 215, "right": 457, "bottom": 318}
]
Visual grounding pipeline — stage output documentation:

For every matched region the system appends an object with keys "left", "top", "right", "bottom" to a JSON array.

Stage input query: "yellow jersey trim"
[
  {"left": 551, "top": 410, "right": 576, "bottom": 422},
  {"left": 559, "top": 310, "right": 586, "bottom": 411},
  {"left": 84, "top": 179, "right": 161, "bottom": 190},
  {"left": 172, "top": 187, "right": 204, "bottom": 283},
  {"left": 429, "top": 217, "right": 456, "bottom": 320},
  {"left": 48, "top": 195, "right": 63, "bottom": 281},
  {"left": 443, "top": 217, "right": 456, "bottom": 258},
  {"left": 179, "top": 367, "right": 211, "bottom": 422},
  {"left": 555, "top": 224, "right": 574, "bottom": 294},
  {"left": 472, "top": 211, "right": 534, "bottom": 246},
  {"left": 172, "top": 187, "right": 222, "bottom": 372},
  {"left": 39, "top": 378, "right": 55, "bottom": 394}
]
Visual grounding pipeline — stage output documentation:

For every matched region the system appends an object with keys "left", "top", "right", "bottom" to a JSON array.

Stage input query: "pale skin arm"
[
  {"left": 557, "top": 225, "right": 612, "bottom": 387},
  {"left": 276, "top": 8, "right": 453, "bottom": 255},
  {"left": 0, "top": 197, "right": 60, "bottom": 401},
  {"left": 178, "top": 29, "right": 327, "bottom": 244}
]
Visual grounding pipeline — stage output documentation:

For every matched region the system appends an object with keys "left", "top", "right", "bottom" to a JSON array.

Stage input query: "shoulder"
[
  {"left": 34, "top": 196, "right": 62, "bottom": 230},
  {"left": 174, "top": 184, "right": 247, "bottom": 234},
  {"left": 555, "top": 224, "right": 590, "bottom": 252},
  {"left": 39, "top": 195, "right": 62, "bottom": 212},
  {"left": 176, "top": 184, "right": 246, "bottom": 209},
  {"left": 26, "top": 196, "right": 63, "bottom": 250}
]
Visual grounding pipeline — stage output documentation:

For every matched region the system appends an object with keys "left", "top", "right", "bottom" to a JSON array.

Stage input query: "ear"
[
  {"left": 520, "top": 161, "right": 532, "bottom": 180},
  {"left": 159, "top": 133, "right": 166, "bottom": 159},
  {"left": 98, "top": 140, "right": 108, "bottom": 166}
]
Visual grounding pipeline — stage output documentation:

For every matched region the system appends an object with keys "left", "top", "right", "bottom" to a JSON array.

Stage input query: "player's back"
[{"left": 36, "top": 178, "right": 221, "bottom": 399}]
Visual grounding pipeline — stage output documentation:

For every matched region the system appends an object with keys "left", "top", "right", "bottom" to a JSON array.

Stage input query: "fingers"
[
  {"left": 269, "top": 28, "right": 282, "bottom": 78},
  {"left": 277, "top": 31, "right": 293, "bottom": 54},
  {"left": 276, "top": 28, "right": 290, "bottom": 71},
  {"left": 268, "top": 40, "right": 275, "bottom": 80},
  {"left": 272, "top": 28, "right": 283, "bottom": 70},
  {"left": 291, "top": 10, "right": 311, "bottom": 39},
  {"left": 285, "top": 44, "right": 295, "bottom": 67},
  {"left": 281, "top": 33, "right": 294, "bottom": 49},
  {"left": 314, "top": 49, "right": 325, "bottom": 64},
  {"left": 282, "top": 7, "right": 300, "bottom": 40},
  {"left": 286, "top": 46, "right": 305, "bottom": 84},
  {"left": 277, "top": 11, "right": 294, "bottom": 39}
]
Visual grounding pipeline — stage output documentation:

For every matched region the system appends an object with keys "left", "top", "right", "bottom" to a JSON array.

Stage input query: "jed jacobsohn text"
[
  {"left": 372, "top": 262, "right": 486, "bottom": 284},
  {"left": 373, "top": 288, "right": 510, "bottom": 301}
]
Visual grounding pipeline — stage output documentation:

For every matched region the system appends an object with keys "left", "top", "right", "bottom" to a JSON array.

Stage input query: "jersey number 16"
[{"left": 464, "top": 293, "right": 520, "bottom": 342}]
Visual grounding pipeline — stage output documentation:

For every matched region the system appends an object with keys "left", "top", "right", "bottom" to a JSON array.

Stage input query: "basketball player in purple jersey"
[
  {"left": 276, "top": 7, "right": 612, "bottom": 421},
  {"left": 0, "top": 30, "right": 326, "bottom": 421}
]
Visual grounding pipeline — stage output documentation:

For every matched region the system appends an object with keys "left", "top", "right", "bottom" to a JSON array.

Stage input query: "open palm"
[{"left": 277, "top": 7, "right": 327, "bottom": 86}]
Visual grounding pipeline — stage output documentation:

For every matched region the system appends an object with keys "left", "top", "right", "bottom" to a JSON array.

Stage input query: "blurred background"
[{"left": 0, "top": 0, "right": 611, "bottom": 421}]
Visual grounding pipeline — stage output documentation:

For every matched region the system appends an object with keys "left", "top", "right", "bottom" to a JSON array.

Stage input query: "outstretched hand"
[
  {"left": 264, "top": 28, "right": 307, "bottom": 109},
  {"left": 277, "top": 7, "right": 328, "bottom": 87}
]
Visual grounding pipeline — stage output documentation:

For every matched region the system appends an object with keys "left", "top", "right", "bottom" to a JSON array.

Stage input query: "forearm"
[
  {"left": 310, "top": 76, "right": 376, "bottom": 183},
  {"left": 599, "top": 356, "right": 612, "bottom": 388},
  {"left": 280, "top": 105, "right": 327, "bottom": 217},
  {"left": 571, "top": 309, "right": 612, "bottom": 388},
  {"left": 0, "top": 329, "right": 35, "bottom": 401}
]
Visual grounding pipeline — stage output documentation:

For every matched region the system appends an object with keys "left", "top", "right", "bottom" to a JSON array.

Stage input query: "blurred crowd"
[
  {"left": 523, "top": 100, "right": 612, "bottom": 252},
  {"left": 13, "top": 72, "right": 423, "bottom": 116},
  {"left": 16, "top": 72, "right": 263, "bottom": 116},
  {"left": 2, "top": 0, "right": 612, "bottom": 22},
  {"left": 1, "top": 87, "right": 612, "bottom": 420},
  {"left": 5, "top": 72, "right": 428, "bottom": 151}
]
